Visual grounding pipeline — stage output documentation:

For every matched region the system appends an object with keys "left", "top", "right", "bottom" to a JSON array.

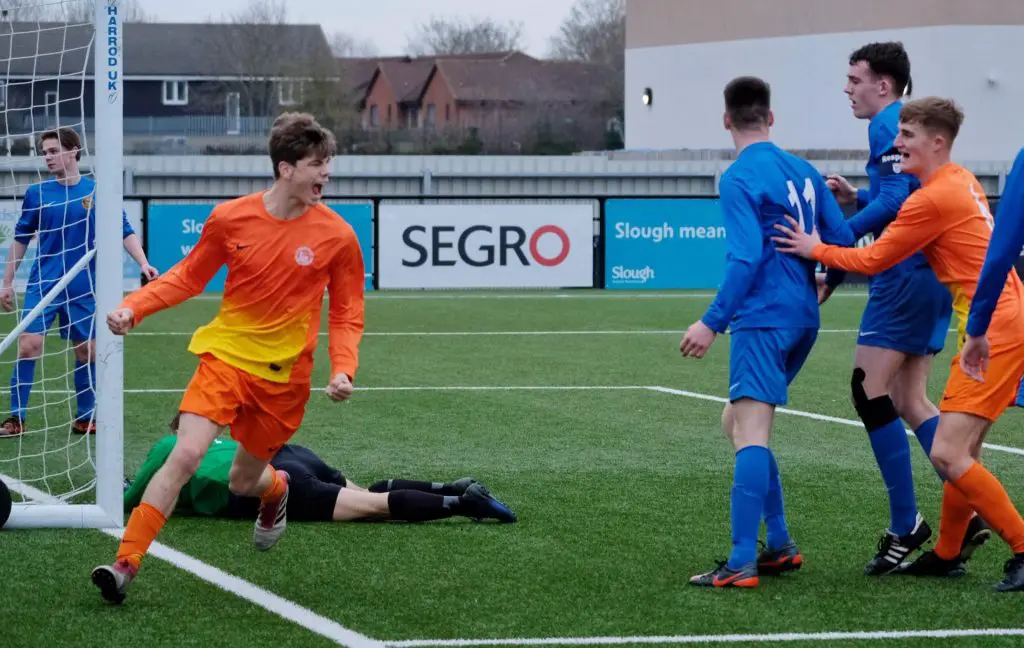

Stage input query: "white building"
[{"left": 625, "top": 0, "right": 1024, "bottom": 162}]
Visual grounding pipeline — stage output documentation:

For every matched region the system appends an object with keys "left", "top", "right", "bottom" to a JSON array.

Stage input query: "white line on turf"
[
  {"left": 383, "top": 627, "right": 1024, "bottom": 646},
  {"left": 126, "top": 328, "right": 897, "bottom": 337},
  {"left": 646, "top": 386, "right": 1024, "bottom": 458},
  {"left": 0, "top": 475, "right": 383, "bottom": 648},
  {"left": 185, "top": 292, "right": 871, "bottom": 302}
]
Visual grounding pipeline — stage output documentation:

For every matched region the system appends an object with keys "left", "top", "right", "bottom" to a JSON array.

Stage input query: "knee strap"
[{"left": 851, "top": 368, "right": 899, "bottom": 431}]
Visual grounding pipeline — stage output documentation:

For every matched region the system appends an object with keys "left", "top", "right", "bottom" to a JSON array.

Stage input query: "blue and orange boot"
[
  {"left": 756, "top": 540, "right": 804, "bottom": 576},
  {"left": 689, "top": 560, "right": 759, "bottom": 588}
]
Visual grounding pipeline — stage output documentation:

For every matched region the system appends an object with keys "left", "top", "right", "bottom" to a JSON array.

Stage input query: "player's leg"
[
  {"left": 92, "top": 412, "right": 225, "bottom": 603},
  {"left": 691, "top": 328, "right": 796, "bottom": 589},
  {"left": 366, "top": 477, "right": 479, "bottom": 497},
  {"left": 756, "top": 328, "right": 816, "bottom": 576},
  {"left": 2, "top": 289, "right": 56, "bottom": 436},
  {"left": 270, "top": 448, "right": 514, "bottom": 522},
  {"left": 900, "top": 348, "right": 1024, "bottom": 591},
  {"left": 92, "top": 355, "right": 242, "bottom": 603},
  {"left": 65, "top": 294, "right": 97, "bottom": 434},
  {"left": 853, "top": 343, "right": 931, "bottom": 574},
  {"left": 891, "top": 352, "right": 992, "bottom": 560},
  {"left": 229, "top": 375, "right": 319, "bottom": 551}
]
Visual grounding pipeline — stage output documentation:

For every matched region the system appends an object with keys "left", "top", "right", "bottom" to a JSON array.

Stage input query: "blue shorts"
[
  {"left": 857, "top": 265, "right": 952, "bottom": 356},
  {"left": 20, "top": 289, "right": 95, "bottom": 341},
  {"left": 729, "top": 327, "right": 818, "bottom": 406}
]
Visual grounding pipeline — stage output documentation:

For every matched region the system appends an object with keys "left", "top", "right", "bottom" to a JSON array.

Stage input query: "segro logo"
[{"left": 401, "top": 224, "right": 571, "bottom": 268}]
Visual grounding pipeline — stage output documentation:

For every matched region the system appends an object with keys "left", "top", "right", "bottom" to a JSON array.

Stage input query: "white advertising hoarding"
[
  {"left": 0, "top": 199, "right": 144, "bottom": 292},
  {"left": 378, "top": 203, "right": 595, "bottom": 289}
]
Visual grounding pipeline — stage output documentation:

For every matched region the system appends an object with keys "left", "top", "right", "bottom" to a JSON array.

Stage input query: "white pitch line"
[
  {"left": 126, "top": 328, "right": 884, "bottom": 337},
  {"left": 0, "top": 475, "right": 382, "bottom": 648},
  {"left": 184, "top": 292, "right": 871, "bottom": 302},
  {"left": 646, "top": 386, "right": 1024, "bottom": 458},
  {"left": 384, "top": 627, "right": 1024, "bottom": 647}
]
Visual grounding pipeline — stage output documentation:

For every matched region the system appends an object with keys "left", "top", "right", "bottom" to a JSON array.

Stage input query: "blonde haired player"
[
  {"left": 92, "top": 113, "right": 366, "bottom": 604},
  {"left": 774, "top": 98, "right": 1024, "bottom": 592}
]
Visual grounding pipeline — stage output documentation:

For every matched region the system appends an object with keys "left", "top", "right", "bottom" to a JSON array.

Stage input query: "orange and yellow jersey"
[
  {"left": 811, "top": 163, "right": 1024, "bottom": 350},
  {"left": 122, "top": 192, "right": 365, "bottom": 384}
]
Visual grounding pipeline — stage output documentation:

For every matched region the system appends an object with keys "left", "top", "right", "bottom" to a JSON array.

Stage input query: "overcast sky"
[{"left": 147, "top": 0, "right": 580, "bottom": 57}]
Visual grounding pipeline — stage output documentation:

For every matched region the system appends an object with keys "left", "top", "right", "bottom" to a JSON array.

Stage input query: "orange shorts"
[
  {"left": 179, "top": 354, "right": 311, "bottom": 460},
  {"left": 942, "top": 342, "right": 1024, "bottom": 422}
]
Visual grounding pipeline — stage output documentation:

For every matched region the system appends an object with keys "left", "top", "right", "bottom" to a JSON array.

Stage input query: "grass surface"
[{"left": 2, "top": 288, "right": 1024, "bottom": 647}]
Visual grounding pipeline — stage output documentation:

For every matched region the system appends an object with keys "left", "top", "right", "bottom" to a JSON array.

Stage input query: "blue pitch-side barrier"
[
  {"left": 138, "top": 195, "right": 1004, "bottom": 293},
  {"left": 146, "top": 202, "right": 374, "bottom": 292}
]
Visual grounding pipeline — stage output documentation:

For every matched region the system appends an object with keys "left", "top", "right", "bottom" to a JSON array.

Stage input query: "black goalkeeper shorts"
[{"left": 223, "top": 444, "right": 347, "bottom": 522}]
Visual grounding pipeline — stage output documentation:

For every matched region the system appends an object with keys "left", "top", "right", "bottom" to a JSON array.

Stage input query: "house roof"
[
  {"left": 361, "top": 51, "right": 538, "bottom": 104},
  {"left": 0, "top": 21, "right": 333, "bottom": 77},
  {"left": 432, "top": 58, "right": 612, "bottom": 104}
]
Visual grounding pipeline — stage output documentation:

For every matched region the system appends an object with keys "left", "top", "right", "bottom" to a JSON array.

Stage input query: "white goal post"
[{"left": 1, "top": 0, "right": 125, "bottom": 529}]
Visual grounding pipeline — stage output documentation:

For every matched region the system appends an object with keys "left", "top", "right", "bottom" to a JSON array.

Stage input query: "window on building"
[
  {"left": 278, "top": 81, "right": 302, "bottom": 106},
  {"left": 162, "top": 80, "right": 188, "bottom": 106}
]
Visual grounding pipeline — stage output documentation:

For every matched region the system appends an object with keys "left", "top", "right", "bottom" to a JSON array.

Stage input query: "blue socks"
[
  {"left": 764, "top": 449, "right": 791, "bottom": 551},
  {"left": 913, "top": 415, "right": 938, "bottom": 458},
  {"left": 728, "top": 445, "right": 770, "bottom": 570},
  {"left": 10, "top": 357, "right": 36, "bottom": 420},
  {"left": 74, "top": 359, "right": 96, "bottom": 423},
  {"left": 868, "top": 417, "right": 918, "bottom": 536}
]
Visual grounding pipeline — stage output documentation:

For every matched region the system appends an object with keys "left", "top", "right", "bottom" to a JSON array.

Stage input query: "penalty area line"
[
  {"left": 0, "top": 475, "right": 383, "bottom": 648},
  {"left": 645, "top": 386, "right": 1024, "bottom": 458},
  {"left": 382, "top": 627, "right": 1024, "bottom": 646}
]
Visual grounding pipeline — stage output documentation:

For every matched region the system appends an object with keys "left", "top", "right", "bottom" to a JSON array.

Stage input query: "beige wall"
[{"left": 627, "top": 0, "right": 1024, "bottom": 48}]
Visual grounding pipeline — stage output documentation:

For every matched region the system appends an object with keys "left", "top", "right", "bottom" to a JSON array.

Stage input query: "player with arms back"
[
  {"left": 821, "top": 43, "right": 988, "bottom": 575},
  {"left": 679, "top": 77, "right": 856, "bottom": 588},
  {"left": 0, "top": 127, "right": 157, "bottom": 438},
  {"left": 91, "top": 112, "right": 367, "bottom": 604},
  {"left": 774, "top": 99, "right": 1024, "bottom": 592}
]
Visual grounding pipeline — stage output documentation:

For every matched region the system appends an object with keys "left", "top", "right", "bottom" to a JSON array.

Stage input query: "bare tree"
[
  {"left": 1, "top": 0, "right": 151, "bottom": 22},
  {"left": 548, "top": 0, "right": 624, "bottom": 112},
  {"left": 406, "top": 15, "right": 524, "bottom": 56},
  {"left": 329, "top": 31, "right": 378, "bottom": 58}
]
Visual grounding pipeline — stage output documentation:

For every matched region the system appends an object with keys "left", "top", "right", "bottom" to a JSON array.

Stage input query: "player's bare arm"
[{"left": 826, "top": 174, "right": 858, "bottom": 205}]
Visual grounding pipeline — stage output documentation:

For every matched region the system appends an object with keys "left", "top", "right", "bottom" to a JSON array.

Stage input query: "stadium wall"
[{"left": 625, "top": 0, "right": 1024, "bottom": 160}]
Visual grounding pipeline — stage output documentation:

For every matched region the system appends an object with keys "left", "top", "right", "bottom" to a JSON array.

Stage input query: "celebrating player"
[
  {"left": 679, "top": 76, "right": 856, "bottom": 588},
  {"left": 0, "top": 127, "right": 157, "bottom": 438},
  {"left": 773, "top": 99, "right": 1024, "bottom": 592},
  {"left": 125, "top": 417, "right": 516, "bottom": 525},
  {"left": 91, "top": 112, "right": 366, "bottom": 604},
  {"left": 818, "top": 43, "right": 985, "bottom": 575}
]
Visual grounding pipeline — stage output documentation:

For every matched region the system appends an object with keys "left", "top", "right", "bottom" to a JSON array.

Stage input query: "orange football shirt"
[
  {"left": 811, "top": 163, "right": 1024, "bottom": 349},
  {"left": 122, "top": 192, "right": 365, "bottom": 384}
]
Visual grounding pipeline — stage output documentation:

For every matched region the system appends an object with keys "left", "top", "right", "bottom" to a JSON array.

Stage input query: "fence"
[{"left": 131, "top": 193, "right": 1008, "bottom": 293}]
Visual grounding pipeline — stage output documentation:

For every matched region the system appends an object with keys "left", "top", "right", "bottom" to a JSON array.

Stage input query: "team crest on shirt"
[
  {"left": 82, "top": 196, "right": 92, "bottom": 209},
  {"left": 295, "top": 246, "right": 314, "bottom": 266}
]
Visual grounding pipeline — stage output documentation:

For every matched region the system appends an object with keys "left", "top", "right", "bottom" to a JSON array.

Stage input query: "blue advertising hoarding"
[
  {"left": 604, "top": 199, "right": 726, "bottom": 290},
  {"left": 146, "top": 201, "right": 375, "bottom": 293}
]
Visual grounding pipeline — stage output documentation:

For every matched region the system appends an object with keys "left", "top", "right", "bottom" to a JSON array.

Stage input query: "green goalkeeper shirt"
[{"left": 124, "top": 435, "right": 239, "bottom": 516}]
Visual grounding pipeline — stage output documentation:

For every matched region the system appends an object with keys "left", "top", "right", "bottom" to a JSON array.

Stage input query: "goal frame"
[{"left": 4, "top": 0, "right": 125, "bottom": 529}]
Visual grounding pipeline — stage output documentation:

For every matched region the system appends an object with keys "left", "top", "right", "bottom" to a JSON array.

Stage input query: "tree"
[
  {"left": 329, "top": 31, "right": 378, "bottom": 58},
  {"left": 548, "top": 0, "right": 625, "bottom": 114},
  {"left": 0, "top": 0, "right": 151, "bottom": 22},
  {"left": 406, "top": 15, "right": 524, "bottom": 56}
]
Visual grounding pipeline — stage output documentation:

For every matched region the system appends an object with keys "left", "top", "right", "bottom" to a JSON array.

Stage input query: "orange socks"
[
  {"left": 933, "top": 482, "right": 974, "bottom": 560},
  {"left": 951, "top": 463, "right": 1024, "bottom": 555},
  {"left": 260, "top": 467, "right": 286, "bottom": 502},
  {"left": 115, "top": 502, "right": 167, "bottom": 570}
]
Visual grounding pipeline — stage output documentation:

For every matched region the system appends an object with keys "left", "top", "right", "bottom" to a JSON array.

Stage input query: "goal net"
[{"left": 0, "top": 0, "right": 125, "bottom": 528}]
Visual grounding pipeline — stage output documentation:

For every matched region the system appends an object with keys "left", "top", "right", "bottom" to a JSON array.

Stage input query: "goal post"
[{"left": 1, "top": 0, "right": 125, "bottom": 529}]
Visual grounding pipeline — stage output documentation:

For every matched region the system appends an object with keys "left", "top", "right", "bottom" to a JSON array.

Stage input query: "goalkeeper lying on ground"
[{"left": 124, "top": 417, "right": 517, "bottom": 524}]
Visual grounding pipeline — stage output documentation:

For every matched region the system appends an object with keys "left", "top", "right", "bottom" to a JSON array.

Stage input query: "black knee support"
[{"left": 851, "top": 368, "right": 899, "bottom": 431}]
